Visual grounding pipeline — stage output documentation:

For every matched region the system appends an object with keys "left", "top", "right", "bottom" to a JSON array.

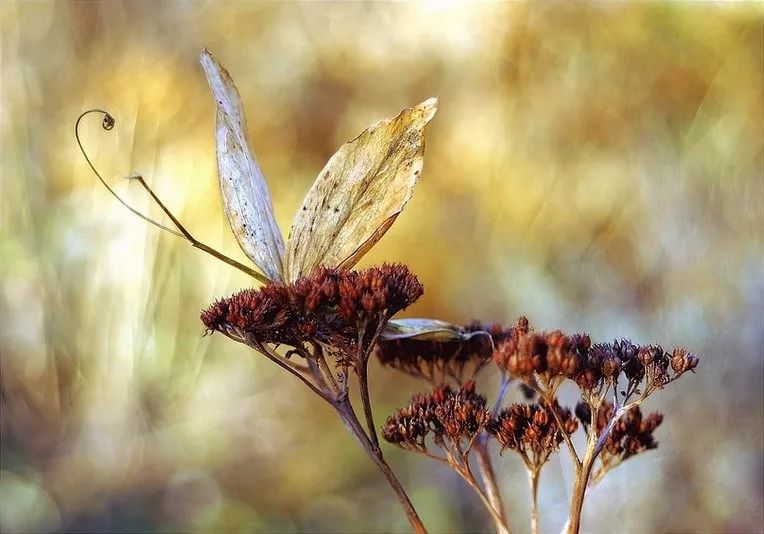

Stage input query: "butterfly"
[
  {"left": 379, "top": 318, "right": 489, "bottom": 343},
  {"left": 200, "top": 49, "right": 438, "bottom": 285},
  {"left": 78, "top": 50, "right": 452, "bottom": 339}
]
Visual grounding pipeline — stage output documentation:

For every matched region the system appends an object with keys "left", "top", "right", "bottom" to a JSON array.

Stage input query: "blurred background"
[{"left": 1, "top": 2, "right": 762, "bottom": 533}]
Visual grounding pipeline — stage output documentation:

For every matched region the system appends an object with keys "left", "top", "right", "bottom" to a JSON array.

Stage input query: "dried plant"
[
  {"left": 576, "top": 401, "right": 664, "bottom": 485},
  {"left": 78, "top": 48, "right": 700, "bottom": 534},
  {"left": 202, "top": 264, "right": 427, "bottom": 530},
  {"left": 381, "top": 317, "right": 698, "bottom": 533},
  {"left": 488, "top": 401, "right": 578, "bottom": 532}
]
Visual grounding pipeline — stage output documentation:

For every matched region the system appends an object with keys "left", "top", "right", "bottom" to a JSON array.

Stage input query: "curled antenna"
[
  {"left": 75, "top": 109, "right": 270, "bottom": 284},
  {"left": 75, "top": 109, "right": 183, "bottom": 238}
]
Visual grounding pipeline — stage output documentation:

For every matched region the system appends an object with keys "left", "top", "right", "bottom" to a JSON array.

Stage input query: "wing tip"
[
  {"left": 200, "top": 47, "right": 214, "bottom": 66},
  {"left": 200, "top": 48, "right": 218, "bottom": 81},
  {"left": 417, "top": 97, "right": 438, "bottom": 122}
]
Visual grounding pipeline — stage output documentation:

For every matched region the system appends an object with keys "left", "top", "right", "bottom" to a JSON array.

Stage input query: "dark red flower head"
[
  {"left": 577, "top": 401, "right": 664, "bottom": 461},
  {"left": 493, "top": 326, "right": 588, "bottom": 382},
  {"left": 487, "top": 400, "right": 578, "bottom": 468},
  {"left": 382, "top": 382, "right": 491, "bottom": 452},
  {"left": 493, "top": 325, "right": 698, "bottom": 394},
  {"left": 201, "top": 264, "right": 423, "bottom": 353}
]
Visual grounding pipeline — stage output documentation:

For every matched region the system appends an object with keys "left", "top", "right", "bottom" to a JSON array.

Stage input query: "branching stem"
[
  {"left": 357, "top": 314, "right": 388, "bottom": 450},
  {"left": 474, "top": 441, "right": 508, "bottom": 528},
  {"left": 334, "top": 397, "right": 427, "bottom": 534},
  {"left": 566, "top": 394, "right": 646, "bottom": 533}
]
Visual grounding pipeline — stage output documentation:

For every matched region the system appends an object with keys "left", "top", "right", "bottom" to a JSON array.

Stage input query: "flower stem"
[
  {"left": 528, "top": 468, "right": 540, "bottom": 534},
  {"left": 335, "top": 398, "right": 427, "bottom": 534},
  {"left": 567, "top": 449, "right": 594, "bottom": 534},
  {"left": 356, "top": 314, "right": 388, "bottom": 450},
  {"left": 455, "top": 459, "right": 510, "bottom": 534},
  {"left": 474, "top": 440, "right": 508, "bottom": 528},
  {"left": 567, "top": 396, "right": 604, "bottom": 534},
  {"left": 358, "top": 358, "right": 380, "bottom": 449}
]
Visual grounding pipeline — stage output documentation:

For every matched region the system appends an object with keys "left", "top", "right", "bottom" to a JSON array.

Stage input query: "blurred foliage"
[{"left": 1, "top": 2, "right": 762, "bottom": 533}]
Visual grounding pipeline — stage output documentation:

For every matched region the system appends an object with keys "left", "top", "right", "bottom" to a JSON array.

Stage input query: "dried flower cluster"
[
  {"left": 494, "top": 329, "right": 698, "bottom": 395},
  {"left": 576, "top": 400, "right": 663, "bottom": 479},
  {"left": 377, "top": 321, "right": 513, "bottom": 385},
  {"left": 382, "top": 317, "right": 698, "bottom": 534},
  {"left": 489, "top": 402, "right": 578, "bottom": 469},
  {"left": 201, "top": 264, "right": 423, "bottom": 357},
  {"left": 382, "top": 382, "right": 491, "bottom": 453},
  {"left": 90, "top": 53, "right": 703, "bottom": 533},
  {"left": 201, "top": 262, "right": 698, "bottom": 534}
]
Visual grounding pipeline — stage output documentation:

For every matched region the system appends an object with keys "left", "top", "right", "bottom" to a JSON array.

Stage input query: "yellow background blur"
[{"left": 1, "top": 2, "right": 762, "bottom": 533}]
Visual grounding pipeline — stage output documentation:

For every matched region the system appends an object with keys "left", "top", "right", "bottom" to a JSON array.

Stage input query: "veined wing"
[
  {"left": 201, "top": 49, "right": 285, "bottom": 282},
  {"left": 380, "top": 318, "right": 478, "bottom": 343},
  {"left": 283, "top": 98, "right": 438, "bottom": 282}
]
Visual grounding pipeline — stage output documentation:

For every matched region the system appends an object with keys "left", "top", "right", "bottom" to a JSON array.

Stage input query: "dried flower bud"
[
  {"left": 576, "top": 401, "right": 664, "bottom": 464},
  {"left": 545, "top": 330, "right": 580, "bottom": 378},
  {"left": 602, "top": 357, "right": 622, "bottom": 378},
  {"left": 202, "top": 264, "right": 423, "bottom": 359},
  {"left": 575, "top": 348, "right": 604, "bottom": 391},
  {"left": 638, "top": 346, "right": 656, "bottom": 366},
  {"left": 670, "top": 347, "right": 699, "bottom": 375},
  {"left": 614, "top": 339, "right": 644, "bottom": 382},
  {"left": 383, "top": 383, "right": 491, "bottom": 452},
  {"left": 494, "top": 330, "right": 546, "bottom": 377},
  {"left": 574, "top": 401, "right": 592, "bottom": 427},
  {"left": 488, "top": 400, "right": 578, "bottom": 468}
]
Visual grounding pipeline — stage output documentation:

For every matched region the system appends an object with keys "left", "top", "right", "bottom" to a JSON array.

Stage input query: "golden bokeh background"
[{"left": 1, "top": 2, "right": 762, "bottom": 533}]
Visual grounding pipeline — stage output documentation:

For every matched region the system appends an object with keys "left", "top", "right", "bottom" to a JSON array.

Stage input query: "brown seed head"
[
  {"left": 670, "top": 347, "right": 699, "bottom": 375},
  {"left": 488, "top": 400, "right": 578, "bottom": 467},
  {"left": 492, "top": 322, "right": 698, "bottom": 397},
  {"left": 382, "top": 382, "right": 491, "bottom": 451},
  {"left": 576, "top": 400, "right": 664, "bottom": 461},
  {"left": 202, "top": 264, "right": 423, "bottom": 355}
]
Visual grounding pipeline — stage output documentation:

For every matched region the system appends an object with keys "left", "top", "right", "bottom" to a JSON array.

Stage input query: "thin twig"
[
  {"left": 474, "top": 441, "right": 509, "bottom": 529},
  {"left": 528, "top": 468, "right": 541, "bottom": 534},
  {"left": 334, "top": 398, "right": 427, "bottom": 534},
  {"left": 130, "top": 175, "right": 270, "bottom": 283},
  {"left": 539, "top": 389, "right": 581, "bottom": 467},
  {"left": 313, "top": 342, "right": 340, "bottom": 395},
  {"left": 247, "top": 338, "right": 330, "bottom": 402},
  {"left": 357, "top": 313, "right": 388, "bottom": 450},
  {"left": 458, "top": 456, "right": 510, "bottom": 534}
]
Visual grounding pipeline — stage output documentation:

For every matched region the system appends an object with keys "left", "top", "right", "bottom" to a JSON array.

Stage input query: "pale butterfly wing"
[
  {"left": 381, "top": 318, "right": 477, "bottom": 343},
  {"left": 201, "top": 49, "right": 285, "bottom": 282},
  {"left": 283, "top": 98, "right": 438, "bottom": 282}
]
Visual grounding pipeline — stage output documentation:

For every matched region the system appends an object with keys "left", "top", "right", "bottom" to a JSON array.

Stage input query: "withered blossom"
[
  {"left": 493, "top": 328, "right": 589, "bottom": 384},
  {"left": 488, "top": 401, "right": 578, "bottom": 469},
  {"left": 376, "top": 320, "right": 517, "bottom": 385},
  {"left": 576, "top": 401, "right": 664, "bottom": 483},
  {"left": 202, "top": 263, "right": 423, "bottom": 364},
  {"left": 382, "top": 381, "right": 510, "bottom": 530},
  {"left": 493, "top": 328, "right": 698, "bottom": 397},
  {"left": 670, "top": 346, "right": 700, "bottom": 375},
  {"left": 382, "top": 382, "right": 491, "bottom": 452}
]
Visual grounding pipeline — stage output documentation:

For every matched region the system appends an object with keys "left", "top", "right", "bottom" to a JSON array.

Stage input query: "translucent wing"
[
  {"left": 200, "top": 49, "right": 285, "bottom": 282},
  {"left": 283, "top": 98, "right": 438, "bottom": 282},
  {"left": 380, "top": 318, "right": 477, "bottom": 342}
]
